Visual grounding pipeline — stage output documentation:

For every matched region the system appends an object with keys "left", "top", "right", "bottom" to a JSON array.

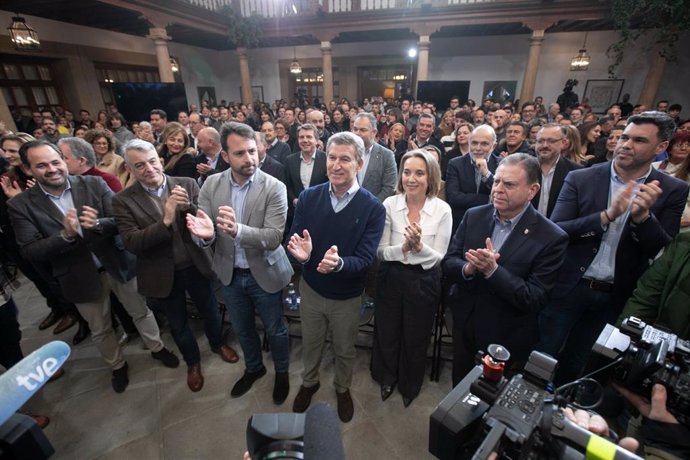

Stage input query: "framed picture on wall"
[
  {"left": 197, "top": 86, "right": 216, "bottom": 106},
  {"left": 583, "top": 79, "right": 624, "bottom": 113}
]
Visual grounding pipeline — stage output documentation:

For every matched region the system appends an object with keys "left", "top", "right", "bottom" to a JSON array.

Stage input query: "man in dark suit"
[
  {"left": 8, "top": 140, "right": 179, "bottom": 393},
  {"left": 446, "top": 125, "right": 499, "bottom": 233},
  {"left": 538, "top": 112, "right": 690, "bottom": 385},
  {"left": 443, "top": 153, "right": 568, "bottom": 385},
  {"left": 531, "top": 124, "right": 582, "bottom": 218},
  {"left": 194, "top": 127, "right": 229, "bottom": 185},
  {"left": 351, "top": 113, "right": 397, "bottom": 202},
  {"left": 255, "top": 132, "right": 286, "bottom": 183},
  {"left": 261, "top": 121, "right": 292, "bottom": 165},
  {"left": 112, "top": 139, "right": 239, "bottom": 393},
  {"left": 284, "top": 124, "right": 328, "bottom": 208}
]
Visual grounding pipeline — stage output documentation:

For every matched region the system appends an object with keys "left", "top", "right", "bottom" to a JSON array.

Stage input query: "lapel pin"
[{"left": 524, "top": 228, "right": 529, "bottom": 235}]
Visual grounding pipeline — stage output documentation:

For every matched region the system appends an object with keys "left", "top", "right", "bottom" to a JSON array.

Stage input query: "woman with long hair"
[
  {"left": 577, "top": 121, "right": 602, "bottom": 164},
  {"left": 84, "top": 129, "right": 131, "bottom": 187},
  {"left": 562, "top": 125, "right": 585, "bottom": 165},
  {"left": 439, "top": 110, "right": 455, "bottom": 137},
  {"left": 371, "top": 149, "right": 452, "bottom": 408},
  {"left": 329, "top": 108, "right": 349, "bottom": 133},
  {"left": 382, "top": 122, "right": 405, "bottom": 153},
  {"left": 157, "top": 122, "right": 196, "bottom": 178},
  {"left": 441, "top": 122, "right": 474, "bottom": 179},
  {"left": 653, "top": 131, "right": 690, "bottom": 230}
]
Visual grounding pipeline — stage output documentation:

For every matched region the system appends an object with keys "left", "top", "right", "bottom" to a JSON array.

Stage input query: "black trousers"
[
  {"left": 0, "top": 298, "right": 23, "bottom": 369},
  {"left": 371, "top": 262, "right": 440, "bottom": 399}
]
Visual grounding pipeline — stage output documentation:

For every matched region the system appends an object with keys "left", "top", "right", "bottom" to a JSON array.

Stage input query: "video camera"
[
  {"left": 429, "top": 345, "right": 640, "bottom": 460},
  {"left": 592, "top": 316, "right": 690, "bottom": 426}
]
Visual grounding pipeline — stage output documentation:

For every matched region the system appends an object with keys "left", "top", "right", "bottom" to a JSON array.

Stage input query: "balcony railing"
[{"left": 184, "top": 0, "right": 493, "bottom": 17}]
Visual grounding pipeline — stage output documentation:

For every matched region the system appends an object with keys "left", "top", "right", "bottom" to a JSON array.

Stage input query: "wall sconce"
[
  {"left": 8, "top": 15, "right": 40, "bottom": 50},
  {"left": 170, "top": 57, "right": 179, "bottom": 73}
]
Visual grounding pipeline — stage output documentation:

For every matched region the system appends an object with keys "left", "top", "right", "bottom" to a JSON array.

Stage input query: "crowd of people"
[{"left": 1, "top": 90, "right": 690, "bottom": 458}]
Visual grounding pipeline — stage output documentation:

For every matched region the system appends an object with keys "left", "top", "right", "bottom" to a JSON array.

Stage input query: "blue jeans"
[
  {"left": 222, "top": 271, "right": 289, "bottom": 373},
  {"left": 149, "top": 266, "right": 222, "bottom": 366}
]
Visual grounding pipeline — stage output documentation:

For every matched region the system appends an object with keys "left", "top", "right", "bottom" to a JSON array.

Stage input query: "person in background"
[
  {"left": 158, "top": 122, "right": 197, "bottom": 179},
  {"left": 652, "top": 130, "right": 690, "bottom": 230}
]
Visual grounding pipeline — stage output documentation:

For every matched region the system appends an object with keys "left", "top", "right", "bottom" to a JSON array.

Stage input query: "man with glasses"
[
  {"left": 446, "top": 125, "right": 499, "bottom": 233},
  {"left": 531, "top": 124, "right": 582, "bottom": 218},
  {"left": 520, "top": 102, "right": 537, "bottom": 124}
]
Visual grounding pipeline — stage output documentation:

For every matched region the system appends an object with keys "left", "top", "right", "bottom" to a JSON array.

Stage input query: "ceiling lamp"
[
  {"left": 290, "top": 48, "right": 302, "bottom": 74},
  {"left": 170, "top": 57, "right": 180, "bottom": 73},
  {"left": 570, "top": 32, "right": 591, "bottom": 71},
  {"left": 8, "top": 15, "right": 41, "bottom": 50}
]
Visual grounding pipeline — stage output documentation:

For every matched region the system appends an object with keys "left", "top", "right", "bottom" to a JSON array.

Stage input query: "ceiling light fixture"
[
  {"left": 8, "top": 15, "right": 40, "bottom": 50},
  {"left": 290, "top": 48, "right": 302, "bottom": 74},
  {"left": 570, "top": 32, "right": 591, "bottom": 71}
]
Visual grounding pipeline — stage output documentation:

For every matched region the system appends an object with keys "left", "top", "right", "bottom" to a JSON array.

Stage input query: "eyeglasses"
[{"left": 535, "top": 138, "right": 563, "bottom": 145}]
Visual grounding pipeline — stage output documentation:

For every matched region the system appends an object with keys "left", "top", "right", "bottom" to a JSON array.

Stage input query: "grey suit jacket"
[
  {"left": 111, "top": 175, "right": 215, "bottom": 298},
  {"left": 198, "top": 168, "right": 293, "bottom": 293},
  {"left": 8, "top": 175, "right": 135, "bottom": 303},
  {"left": 361, "top": 143, "right": 397, "bottom": 202}
]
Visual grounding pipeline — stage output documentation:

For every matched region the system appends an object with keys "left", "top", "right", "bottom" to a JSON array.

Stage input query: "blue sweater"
[{"left": 289, "top": 183, "right": 385, "bottom": 300}]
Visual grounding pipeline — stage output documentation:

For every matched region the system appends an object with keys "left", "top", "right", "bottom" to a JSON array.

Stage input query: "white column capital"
[{"left": 147, "top": 27, "right": 171, "bottom": 43}]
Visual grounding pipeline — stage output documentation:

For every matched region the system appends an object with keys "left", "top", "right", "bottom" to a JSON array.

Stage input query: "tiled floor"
[{"left": 10, "top": 275, "right": 453, "bottom": 459}]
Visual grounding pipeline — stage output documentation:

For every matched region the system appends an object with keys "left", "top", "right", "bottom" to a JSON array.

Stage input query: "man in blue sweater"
[{"left": 287, "top": 132, "right": 385, "bottom": 422}]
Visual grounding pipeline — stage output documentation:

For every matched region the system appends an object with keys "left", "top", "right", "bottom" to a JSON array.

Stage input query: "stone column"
[
  {"left": 321, "top": 40, "right": 334, "bottom": 105},
  {"left": 638, "top": 50, "right": 666, "bottom": 109},
  {"left": 518, "top": 27, "right": 546, "bottom": 104},
  {"left": 237, "top": 47, "right": 253, "bottom": 105},
  {"left": 416, "top": 35, "right": 431, "bottom": 83},
  {"left": 147, "top": 28, "right": 175, "bottom": 83}
]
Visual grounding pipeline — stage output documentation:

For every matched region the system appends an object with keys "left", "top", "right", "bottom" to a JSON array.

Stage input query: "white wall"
[{"left": 1, "top": 10, "right": 688, "bottom": 113}]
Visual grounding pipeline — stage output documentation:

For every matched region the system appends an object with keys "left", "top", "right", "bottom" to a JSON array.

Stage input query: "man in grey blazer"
[
  {"left": 186, "top": 122, "right": 294, "bottom": 404},
  {"left": 351, "top": 113, "right": 397, "bottom": 202},
  {"left": 8, "top": 140, "right": 178, "bottom": 393}
]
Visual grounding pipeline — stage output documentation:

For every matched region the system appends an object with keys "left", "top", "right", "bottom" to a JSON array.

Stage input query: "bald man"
[{"left": 195, "top": 127, "right": 229, "bottom": 185}]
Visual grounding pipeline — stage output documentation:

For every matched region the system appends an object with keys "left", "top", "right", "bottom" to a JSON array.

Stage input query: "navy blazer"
[
  {"left": 267, "top": 140, "right": 293, "bottom": 165},
  {"left": 194, "top": 151, "right": 229, "bottom": 184},
  {"left": 284, "top": 150, "right": 328, "bottom": 205},
  {"left": 531, "top": 156, "right": 582, "bottom": 218},
  {"left": 260, "top": 154, "right": 286, "bottom": 184},
  {"left": 551, "top": 161, "right": 689, "bottom": 299},
  {"left": 445, "top": 154, "right": 498, "bottom": 233},
  {"left": 443, "top": 204, "right": 568, "bottom": 365}
]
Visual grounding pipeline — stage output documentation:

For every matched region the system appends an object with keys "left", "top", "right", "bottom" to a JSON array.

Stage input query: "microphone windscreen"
[
  {"left": 0, "top": 340, "right": 70, "bottom": 426},
  {"left": 303, "top": 402, "right": 345, "bottom": 460}
]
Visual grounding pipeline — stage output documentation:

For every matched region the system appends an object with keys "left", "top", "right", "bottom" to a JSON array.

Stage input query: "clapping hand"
[
  {"left": 0, "top": 176, "right": 22, "bottom": 198},
  {"left": 287, "top": 230, "right": 313, "bottom": 264},
  {"left": 186, "top": 209, "right": 215, "bottom": 240},
  {"left": 402, "top": 222, "right": 423, "bottom": 254},
  {"left": 464, "top": 237, "right": 500, "bottom": 277},
  {"left": 79, "top": 205, "right": 99, "bottom": 230},
  {"left": 216, "top": 205, "right": 238, "bottom": 237},
  {"left": 317, "top": 245, "right": 340, "bottom": 274},
  {"left": 631, "top": 180, "right": 661, "bottom": 224},
  {"left": 62, "top": 208, "right": 80, "bottom": 238}
]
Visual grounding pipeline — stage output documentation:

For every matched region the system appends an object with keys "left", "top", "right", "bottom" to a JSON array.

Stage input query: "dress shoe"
[
  {"left": 187, "top": 364, "right": 204, "bottom": 392},
  {"left": 111, "top": 362, "right": 129, "bottom": 393},
  {"left": 292, "top": 383, "right": 320, "bottom": 413},
  {"left": 28, "top": 414, "right": 50, "bottom": 429},
  {"left": 48, "top": 367, "right": 65, "bottom": 383},
  {"left": 336, "top": 389, "right": 354, "bottom": 422},
  {"left": 52, "top": 314, "right": 77, "bottom": 334},
  {"left": 212, "top": 344, "right": 239, "bottom": 363},
  {"left": 380, "top": 384, "right": 394, "bottom": 402},
  {"left": 231, "top": 367, "right": 267, "bottom": 397},
  {"left": 72, "top": 322, "right": 90, "bottom": 345},
  {"left": 39, "top": 311, "right": 61, "bottom": 331},
  {"left": 402, "top": 396, "right": 414, "bottom": 408},
  {"left": 273, "top": 372, "right": 290, "bottom": 405},
  {"left": 151, "top": 348, "right": 180, "bottom": 368}
]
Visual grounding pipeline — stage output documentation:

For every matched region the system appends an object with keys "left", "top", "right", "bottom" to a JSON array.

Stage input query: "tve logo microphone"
[{"left": 0, "top": 341, "right": 70, "bottom": 426}]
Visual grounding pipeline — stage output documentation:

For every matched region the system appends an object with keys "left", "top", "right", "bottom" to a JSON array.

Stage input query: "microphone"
[
  {"left": 0, "top": 340, "right": 70, "bottom": 426},
  {"left": 303, "top": 402, "right": 345, "bottom": 460}
]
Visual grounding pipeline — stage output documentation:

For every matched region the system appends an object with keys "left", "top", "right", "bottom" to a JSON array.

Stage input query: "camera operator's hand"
[
  {"left": 562, "top": 408, "right": 639, "bottom": 453},
  {"left": 614, "top": 383, "right": 679, "bottom": 425}
]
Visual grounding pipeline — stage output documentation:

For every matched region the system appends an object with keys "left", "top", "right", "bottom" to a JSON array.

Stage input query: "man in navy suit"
[
  {"left": 538, "top": 112, "right": 690, "bottom": 385},
  {"left": 443, "top": 153, "right": 568, "bottom": 385},
  {"left": 531, "top": 124, "right": 582, "bottom": 218},
  {"left": 255, "top": 132, "right": 285, "bottom": 184},
  {"left": 446, "top": 125, "right": 499, "bottom": 233}
]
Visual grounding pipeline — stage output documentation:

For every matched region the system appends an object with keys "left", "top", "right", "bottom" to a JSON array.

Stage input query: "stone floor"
[{"left": 9, "top": 275, "right": 454, "bottom": 460}]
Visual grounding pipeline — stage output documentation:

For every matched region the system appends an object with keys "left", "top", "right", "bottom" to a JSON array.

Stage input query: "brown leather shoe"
[
  {"left": 39, "top": 311, "right": 61, "bottom": 331},
  {"left": 187, "top": 364, "right": 204, "bottom": 392},
  {"left": 212, "top": 345, "right": 239, "bottom": 363},
  {"left": 48, "top": 367, "right": 65, "bottom": 383},
  {"left": 53, "top": 314, "right": 77, "bottom": 335}
]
